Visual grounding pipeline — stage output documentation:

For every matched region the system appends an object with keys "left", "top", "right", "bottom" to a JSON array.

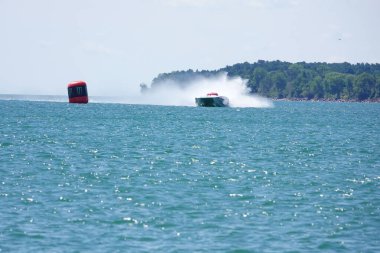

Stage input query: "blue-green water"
[{"left": 1, "top": 99, "right": 379, "bottom": 252}]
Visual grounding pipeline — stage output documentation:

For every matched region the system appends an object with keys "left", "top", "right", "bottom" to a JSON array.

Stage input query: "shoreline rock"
[{"left": 271, "top": 98, "right": 380, "bottom": 103}]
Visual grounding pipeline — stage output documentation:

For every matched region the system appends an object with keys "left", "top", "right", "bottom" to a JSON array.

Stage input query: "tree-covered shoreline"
[{"left": 149, "top": 60, "right": 380, "bottom": 102}]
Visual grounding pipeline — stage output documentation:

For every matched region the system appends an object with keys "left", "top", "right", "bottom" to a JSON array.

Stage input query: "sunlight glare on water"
[{"left": 0, "top": 99, "right": 379, "bottom": 252}]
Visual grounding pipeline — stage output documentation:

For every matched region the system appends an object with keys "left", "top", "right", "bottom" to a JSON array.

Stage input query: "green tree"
[
  {"left": 248, "top": 67, "right": 267, "bottom": 93},
  {"left": 307, "top": 76, "right": 324, "bottom": 99},
  {"left": 323, "top": 72, "right": 347, "bottom": 99},
  {"left": 353, "top": 73, "right": 375, "bottom": 100}
]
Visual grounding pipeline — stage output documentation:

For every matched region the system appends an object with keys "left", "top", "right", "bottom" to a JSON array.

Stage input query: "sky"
[{"left": 0, "top": 0, "right": 379, "bottom": 96}]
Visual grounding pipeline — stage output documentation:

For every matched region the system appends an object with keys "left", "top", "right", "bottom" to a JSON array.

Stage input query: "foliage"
[{"left": 150, "top": 61, "right": 380, "bottom": 101}]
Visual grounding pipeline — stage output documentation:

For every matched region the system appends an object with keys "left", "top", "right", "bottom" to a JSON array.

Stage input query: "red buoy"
[{"left": 67, "top": 81, "right": 88, "bottom": 103}]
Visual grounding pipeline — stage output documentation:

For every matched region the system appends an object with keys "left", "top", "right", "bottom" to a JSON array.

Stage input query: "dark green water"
[{"left": 1, "top": 100, "right": 379, "bottom": 252}]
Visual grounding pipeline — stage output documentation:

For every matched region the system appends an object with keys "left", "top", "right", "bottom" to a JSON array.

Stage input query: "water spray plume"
[{"left": 136, "top": 73, "right": 273, "bottom": 108}]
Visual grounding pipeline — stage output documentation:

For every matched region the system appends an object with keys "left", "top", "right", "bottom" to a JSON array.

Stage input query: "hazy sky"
[{"left": 1, "top": 0, "right": 379, "bottom": 96}]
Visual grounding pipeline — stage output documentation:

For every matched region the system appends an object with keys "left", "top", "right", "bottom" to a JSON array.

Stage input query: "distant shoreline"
[
  {"left": 272, "top": 98, "right": 380, "bottom": 103},
  {"left": 1, "top": 94, "right": 379, "bottom": 104},
  {"left": 150, "top": 61, "right": 380, "bottom": 103}
]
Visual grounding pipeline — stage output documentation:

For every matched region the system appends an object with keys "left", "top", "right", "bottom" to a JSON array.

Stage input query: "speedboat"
[{"left": 195, "top": 92, "right": 229, "bottom": 107}]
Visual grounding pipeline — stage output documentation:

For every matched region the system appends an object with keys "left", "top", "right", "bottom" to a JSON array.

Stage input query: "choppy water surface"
[{"left": 1, "top": 100, "right": 379, "bottom": 252}]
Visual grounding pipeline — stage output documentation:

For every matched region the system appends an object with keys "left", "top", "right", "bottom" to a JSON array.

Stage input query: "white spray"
[{"left": 133, "top": 73, "right": 273, "bottom": 108}]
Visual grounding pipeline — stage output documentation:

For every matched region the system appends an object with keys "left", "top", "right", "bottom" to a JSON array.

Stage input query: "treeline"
[{"left": 150, "top": 60, "right": 380, "bottom": 101}]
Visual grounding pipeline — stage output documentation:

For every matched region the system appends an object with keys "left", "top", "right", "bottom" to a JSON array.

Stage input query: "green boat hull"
[{"left": 195, "top": 96, "right": 229, "bottom": 107}]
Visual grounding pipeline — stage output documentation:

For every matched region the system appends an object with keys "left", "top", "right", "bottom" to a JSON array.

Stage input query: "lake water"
[{"left": 1, "top": 98, "right": 379, "bottom": 252}]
